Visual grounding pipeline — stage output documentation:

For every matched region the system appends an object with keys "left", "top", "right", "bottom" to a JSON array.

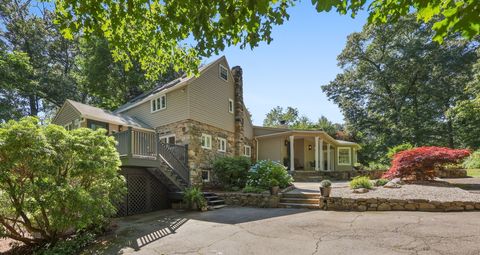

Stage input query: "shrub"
[
  {"left": 246, "top": 160, "right": 293, "bottom": 189},
  {"left": 242, "top": 185, "right": 266, "bottom": 194},
  {"left": 38, "top": 232, "right": 96, "bottom": 255},
  {"left": 319, "top": 180, "right": 332, "bottom": 188},
  {"left": 269, "top": 179, "right": 279, "bottom": 187},
  {"left": 463, "top": 150, "right": 480, "bottom": 169},
  {"left": 386, "top": 143, "right": 414, "bottom": 159},
  {"left": 365, "top": 162, "right": 390, "bottom": 171},
  {"left": 349, "top": 176, "right": 373, "bottom": 189},
  {"left": 0, "top": 117, "right": 126, "bottom": 246},
  {"left": 383, "top": 146, "right": 471, "bottom": 180},
  {"left": 374, "top": 179, "right": 390, "bottom": 187},
  {"left": 183, "top": 187, "right": 207, "bottom": 209},
  {"left": 212, "top": 156, "right": 251, "bottom": 189}
]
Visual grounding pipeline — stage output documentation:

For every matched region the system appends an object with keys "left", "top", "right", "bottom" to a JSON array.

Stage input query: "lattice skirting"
[{"left": 117, "top": 167, "right": 170, "bottom": 217}]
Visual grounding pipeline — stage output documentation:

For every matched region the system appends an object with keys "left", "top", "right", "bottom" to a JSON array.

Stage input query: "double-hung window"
[
  {"left": 201, "top": 134, "right": 212, "bottom": 149},
  {"left": 151, "top": 94, "right": 166, "bottom": 112},
  {"left": 219, "top": 64, "right": 228, "bottom": 81},
  {"left": 218, "top": 138, "right": 227, "bottom": 152},
  {"left": 244, "top": 145, "right": 251, "bottom": 157},
  {"left": 228, "top": 99, "right": 234, "bottom": 113},
  {"left": 337, "top": 147, "right": 351, "bottom": 165}
]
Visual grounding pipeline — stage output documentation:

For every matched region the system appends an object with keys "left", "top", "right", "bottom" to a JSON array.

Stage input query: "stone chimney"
[{"left": 231, "top": 66, "right": 245, "bottom": 156}]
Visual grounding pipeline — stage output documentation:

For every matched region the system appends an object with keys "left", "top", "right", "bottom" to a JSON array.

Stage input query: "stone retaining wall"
[
  {"left": 320, "top": 197, "right": 480, "bottom": 212},
  {"left": 217, "top": 192, "right": 279, "bottom": 208},
  {"left": 435, "top": 168, "right": 468, "bottom": 178}
]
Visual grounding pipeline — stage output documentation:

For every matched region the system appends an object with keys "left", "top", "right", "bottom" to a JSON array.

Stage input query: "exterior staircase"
[
  {"left": 203, "top": 192, "right": 227, "bottom": 209},
  {"left": 279, "top": 193, "right": 320, "bottom": 209},
  {"left": 147, "top": 164, "right": 188, "bottom": 192}
]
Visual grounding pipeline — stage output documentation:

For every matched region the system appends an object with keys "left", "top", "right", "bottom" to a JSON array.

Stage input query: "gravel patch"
[{"left": 332, "top": 183, "right": 480, "bottom": 202}]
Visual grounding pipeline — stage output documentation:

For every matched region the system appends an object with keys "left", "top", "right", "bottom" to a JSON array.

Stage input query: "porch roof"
[{"left": 254, "top": 130, "right": 361, "bottom": 148}]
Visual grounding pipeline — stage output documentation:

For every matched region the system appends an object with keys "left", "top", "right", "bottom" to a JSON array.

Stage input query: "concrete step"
[
  {"left": 282, "top": 193, "right": 320, "bottom": 199},
  {"left": 280, "top": 198, "right": 319, "bottom": 204},
  {"left": 278, "top": 203, "right": 320, "bottom": 209}
]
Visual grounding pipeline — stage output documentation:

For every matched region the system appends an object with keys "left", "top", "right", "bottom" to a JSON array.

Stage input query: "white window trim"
[
  {"left": 64, "top": 123, "right": 72, "bottom": 131},
  {"left": 228, "top": 98, "right": 234, "bottom": 114},
  {"left": 244, "top": 145, "right": 251, "bottom": 157},
  {"left": 202, "top": 170, "right": 210, "bottom": 182},
  {"left": 337, "top": 147, "right": 352, "bottom": 165},
  {"left": 219, "top": 64, "right": 228, "bottom": 81},
  {"left": 218, "top": 138, "right": 227, "bottom": 152},
  {"left": 201, "top": 134, "right": 212, "bottom": 149},
  {"left": 159, "top": 134, "right": 176, "bottom": 144},
  {"left": 150, "top": 94, "right": 167, "bottom": 113}
]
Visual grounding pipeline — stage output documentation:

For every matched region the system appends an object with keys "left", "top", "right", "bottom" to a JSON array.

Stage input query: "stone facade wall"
[
  {"left": 320, "top": 197, "right": 480, "bottom": 212},
  {"left": 155, "top": 119, "right": 253, "bottom": 186},
  {"left": 217, "top": 192, "right": 280, "bottom": 208}
]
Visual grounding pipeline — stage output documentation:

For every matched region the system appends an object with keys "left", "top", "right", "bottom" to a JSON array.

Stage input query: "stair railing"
[{"left": 157, "top": 141, "right": 190, "bottom": 187}]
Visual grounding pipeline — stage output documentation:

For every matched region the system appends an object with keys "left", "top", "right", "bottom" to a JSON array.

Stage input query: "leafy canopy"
[
  {"left": 212, "top": 156, "right": 251, "bottom": 189},
  {"left": 54, "top": 0, "right": 479, "bottom": 78},
  {"left": 0, "top": 117, "right": 126, "bottom": 245}
]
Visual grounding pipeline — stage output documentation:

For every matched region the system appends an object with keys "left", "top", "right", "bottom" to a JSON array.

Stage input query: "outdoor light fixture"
[
  {"left": 308, "top": 145, "right": 312, "bottom": 150},
  {"left": 284, "top": 140, "right": 289, "bottom": 146}
]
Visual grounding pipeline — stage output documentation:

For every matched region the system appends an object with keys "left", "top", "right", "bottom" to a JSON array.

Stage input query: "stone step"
[
  {"left": 282, "top": 193, "right": 320, "bottom": 199},
  {"left": 209, "top": 204, "right": 228, "bottom": 210},
  {"left": 278, "top": 202, "right": 320, "bottom": 209},
  {"left": 280, "top": 198, "right": 319, "bottom": 204},
  {"left": 208, "top": 199, "right": 225, "bottom": 205}
]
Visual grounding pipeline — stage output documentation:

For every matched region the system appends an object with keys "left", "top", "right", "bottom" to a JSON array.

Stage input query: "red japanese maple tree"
[{"left": 383, "top": 146, "right": 470, "bottom": 180}]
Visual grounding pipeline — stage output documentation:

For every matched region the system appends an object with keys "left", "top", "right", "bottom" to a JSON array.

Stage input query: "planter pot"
[
  {"left": 320, "top": 187, "right": 332, "bottom": 197},
  {"left": 200, "top": 206, "right": 208, "bottom": 212},
  {"left": 270, "top": 186, "right": 280, "bottom": 195}
]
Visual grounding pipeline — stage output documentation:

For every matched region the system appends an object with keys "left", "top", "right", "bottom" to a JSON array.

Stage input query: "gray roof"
[{"left": 67, "top": 100, "right": 152, "bottom": 130}]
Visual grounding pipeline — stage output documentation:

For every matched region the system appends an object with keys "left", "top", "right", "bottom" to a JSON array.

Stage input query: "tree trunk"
[{"left": 28, "top": 95, "right": 38, "bottom": 116}]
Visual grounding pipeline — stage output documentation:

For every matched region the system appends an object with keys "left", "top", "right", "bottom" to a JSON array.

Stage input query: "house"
[{"left": 52, "top": 56, "right": 360, "bottom": 215}]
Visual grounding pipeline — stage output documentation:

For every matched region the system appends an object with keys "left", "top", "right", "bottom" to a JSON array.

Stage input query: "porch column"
[
  {"left": 289, "top": 135, "right": 295, "bottom": 172},
  {"left": 327, "top": 143, "right": 331, "bottom": 171},
  {"left": 319, "top": 139, "right": 324, "bottom": 171},
  {"left": 314, "top": 137, "right": 319, "bottom": 171}
]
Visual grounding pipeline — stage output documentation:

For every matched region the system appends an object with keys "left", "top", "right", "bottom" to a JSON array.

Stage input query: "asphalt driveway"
[{"left": 87, "top": 207, "right": 480, "bottom": 255}]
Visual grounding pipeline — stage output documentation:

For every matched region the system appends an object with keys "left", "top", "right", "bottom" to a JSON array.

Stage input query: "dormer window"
[
  {"left": 219, "top": 64, "right": 228, "bottom": 81},
  {"left": 151, "top": 94, "right": 166, "bottom": 112}
]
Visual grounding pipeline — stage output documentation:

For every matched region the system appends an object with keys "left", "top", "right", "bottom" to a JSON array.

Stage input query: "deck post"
[
  {"left": 319, "top": 139, "right": 324, "bottom": 171},
  {"left": 327, "top": 143, "right": 331, "bottom": 171},
  {"left": 127, "top": 127, "right": 133, "bottom": 157},
  {"left": 315, "top": 136, "right": 319, "bottom": 171},
  {"left": 289, "top": 135, "right": 295, "bottom": 172},
  {"left": 154, "top": 132, "right": 159, "bottom": 160}
]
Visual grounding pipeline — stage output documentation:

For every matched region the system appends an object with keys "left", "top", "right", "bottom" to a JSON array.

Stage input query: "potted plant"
[
  {"left": 319, "top": 180, "right": 332, "bottom": 197},
  {"left": 183, "top": 187, "right": 208, "bottom": 212},
  {"left": 269, "top": 179, "right": 280, "bottom": 195}
]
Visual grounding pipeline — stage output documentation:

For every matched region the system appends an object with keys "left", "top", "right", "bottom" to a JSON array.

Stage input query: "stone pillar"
[
  {"left": 327, "top": 143, "right": 331, "bottom": 171},
  {"left": 315, "top": 137, "right": 319, "bottom": 171},
  {"left": 290, "top": 135, "right": 295, "bottom": 172},
  {"left": 232, "top": 66, "right": 244, "bottom": 157},
  {"left": 319, "top": 139, "right": 324, "bottom": 171}
]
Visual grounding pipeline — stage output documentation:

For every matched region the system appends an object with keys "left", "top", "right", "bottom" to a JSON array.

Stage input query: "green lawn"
[{"left": 466, "top": 169, "right": 480, "bottom": 178}]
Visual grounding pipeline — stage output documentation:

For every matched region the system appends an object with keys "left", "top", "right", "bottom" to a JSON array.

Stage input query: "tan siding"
[
  {"left": 244, "top": 109, "right": 254, "bottom": 139},
  {"left": 52, "top": 103, "right": 81, "bottom": 126},
  {"left": 257, "top": 137, "right": 283, "bottom": 162},
  {"left": 122, "top": 89, "right": 189, "bottom": 128},
  {"left": 188, "top": 59, "right": 235, "bottom": 132}
]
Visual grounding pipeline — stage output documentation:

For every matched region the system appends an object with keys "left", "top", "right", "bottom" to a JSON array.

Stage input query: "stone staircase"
[
  {"left": 203, "top": 192, "right": 227, "bottom": 210},
  {"left": 278, "top": 193, "right": 320, "bottom": 209}
]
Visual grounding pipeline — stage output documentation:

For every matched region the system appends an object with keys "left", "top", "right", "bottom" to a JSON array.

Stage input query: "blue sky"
[{"left": 205, "top": 1, "right": 368, "bottom": 126}]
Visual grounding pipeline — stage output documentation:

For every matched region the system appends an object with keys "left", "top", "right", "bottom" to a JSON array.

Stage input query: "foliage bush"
[
  {"left": 463, "top": 150, "right": 480, "bottom": 169},
  {"left": 374, "top": 179, "right": 390, "bottom": 187},
  {"left": 320, "top": 180, "right": 332, "bottom": 188},
  {"left": 212, "top": 156, "right": 251, "bottom": 189},
  {"left": 246, "top": 160, "right": 293, "bottom": 189},
  {"left": 183, "top": 187, "right": 206, "bottom": 209},
  {"left": 242, "top": 185, "right": 266, "bottom": 194},
  {"left": 365, "top": 162, "right": 390, "bottom": 171},
  {"left": 349, "top": 176, "right": 373, "bottom": 189},
  {"left": 37, "top": 232, "right": 96, "bottom": 255},
  {"left": 383, "top": 146, "right": 471, "bottom": 180},
  {"left": 0, "top": 117, "right": 126, "bottom": 245},
  {"left": 386, "top": 143, "right": 414, "bottom": 159}
]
